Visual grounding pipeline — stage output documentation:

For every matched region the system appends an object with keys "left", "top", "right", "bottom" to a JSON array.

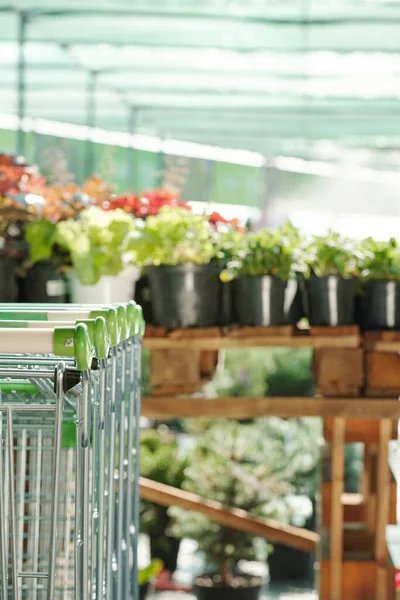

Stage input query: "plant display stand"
[{"left": 142, "top": 325, "right": 400, "bottom": 600}]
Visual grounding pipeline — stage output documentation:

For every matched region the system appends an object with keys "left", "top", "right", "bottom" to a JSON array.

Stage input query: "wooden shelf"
[
  {"left": 141, "top": 395, "right": 400, "bottom": 420},
  {"left": 143, "top": 325, "right": 360, "bottom": 350}
]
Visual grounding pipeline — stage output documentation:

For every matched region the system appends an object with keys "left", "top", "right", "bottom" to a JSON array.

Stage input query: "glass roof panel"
[{"left": 0, "top": 1, "right": 398, "bottom": 153}]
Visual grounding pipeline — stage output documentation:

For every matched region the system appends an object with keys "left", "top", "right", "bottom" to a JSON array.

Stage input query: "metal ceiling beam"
[
  {"left": 25, "top": 8, "right": 400, "bottom": 27},
  {"left": 13, "top": 104, "right": 400, "bottom": 115},
  {"left": 19, "top": 40, "right": 400, "bottom": 53},
  {"left": 13, "top": 82, "right": 400, "bottom": 99}
]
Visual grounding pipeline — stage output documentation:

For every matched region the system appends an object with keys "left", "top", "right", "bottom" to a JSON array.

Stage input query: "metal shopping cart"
[{"left": 0, "top": 301, "right": 144, "bottom": 600}]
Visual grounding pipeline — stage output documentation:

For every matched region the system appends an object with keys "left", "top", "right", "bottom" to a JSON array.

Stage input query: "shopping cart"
[{"left": 0, "top": 301, "right": 145, "bottom": 600}]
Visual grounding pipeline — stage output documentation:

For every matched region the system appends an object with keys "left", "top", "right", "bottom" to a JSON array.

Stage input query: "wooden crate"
[
  {"left": 150, "top": 349, "right": 201, "bottom": 394},
  {"left": 313, "top": 348, "right": 363, "bottom": 397},
  {"left": 321, "top": 526, "right": 375, "bottom": 555},
  {"left": 199, "top": 350, "right": 219, "bottom": 379},
  {"left": 365, "top": 351, "right": 400, "bottom": 397},
  {"left": 320, "top": 559, "right": 395, "bottom": 600},
  {"left": 324, "top": 419, "right": 398, "bottom": 443},
  {"left": 321, "top": 485, "right": 366, "bottom": 527}
]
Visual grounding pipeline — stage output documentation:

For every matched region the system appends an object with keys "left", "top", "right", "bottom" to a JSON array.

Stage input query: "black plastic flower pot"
[
  {"left": 146, "top": 264, "right": 221, "bottom": 328},
  {"left": 360, "top": 280, "right": 400, "bottom": 330},
  {"left": 0, "top": 257, "right": 17, "bottom": 302},
  {"left": 139, "top": 583, "right": 149, "bottom": 600},
  {"left": 218, "top": 281, "right": 232, "bottom": 326},
  {"left": 149, "top": 534, "right": 181, "bottom": 574},
  {"left": 268, "top": 501, "right": 315, "bottom": 582},
  {"left": 284, "top": 279, "right": 305, "bottom": 325},
  {"left": 192, "top": 575, "right": 263, "bottom": 600},
  {"left": 135, "top": 274, "right": 154, "bottom": 324},
  {"left": 302, "top": 276, "right": 357, "bottom": 326},
  {"left": 232, "top": 275, "right": 287, "bottom": 326},
  {"left": 21, "top": 261, "right": 68, "bottom": 303}
]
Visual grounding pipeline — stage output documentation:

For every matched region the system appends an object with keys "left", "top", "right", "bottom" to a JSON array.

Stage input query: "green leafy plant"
[
  {"left": 220, "top": 223, "right": 300, "bottom": 282},
  {"left": 132, "top": 207, "right": 219, "bottom": 267},
  {"left": 266, "top": 349, "right": 314, "bottom": 398},
  {"left": 25, "top": 207, "right": 136, "bottom": 285},
  {"left": 140, "top": 428, "right": 188, "bottom": 568},
  {"left": 24, "top": 218, "right": 71, "bottom": 272},
  {"left": 169, "top": 420, "right": 292, "bottom": 588},
  {"left": 358, "top": 237, "right": 400, "bottom": 281},
  {"left": 302, "top": 230, "right": 361, "bottom": 279},
  {"left": 138, "top": 559, "right": 163, "bottom": 586},
  {"left": 255, "top": 417, "right": 320, "bottom": 499}
]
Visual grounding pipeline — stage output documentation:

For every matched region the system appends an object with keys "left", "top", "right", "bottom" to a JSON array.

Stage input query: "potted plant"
[
  {"left": 140, "top": 428, "right": 188, "bottom": 574},
  {"left": 357, "top": 237, "right": 400, "bottom": 329},
  {"left": 25, "top": 206, "right": 139, "bottom": 303},
  {"left": 255, "top": 415, "right": 319, "bottom": 582},
  {"left": 138, "top": 559, "right": 163, "bottom": 600},
  {"left": 23, "top": 218, "right": 69, "bottom": 302},
  {"left": 134, "top": 207, "right": 222, "bottom": 328},
  {"left": 169, "top": 420, "right": 292, "bottom": 600},
  {"left": 300, "top": 230, "right": 361, "bottom": 326},
  {"left": 108, "top": 189, "right": 189, "bottom": 324},
  {"left": 15, "top": 170, "right": 109, "bottom": 303},
  {"left": 0, "top": 152, "right": 51, "bottom": 302},
  {"left": 0, "top": 215, "right": 25, "bottom": 302},
  {"left": 261, "top": 351, "right": 361, "bottom": 581},
  {"left": 221, "top": 224, "right": 299, "bottom": 326}
]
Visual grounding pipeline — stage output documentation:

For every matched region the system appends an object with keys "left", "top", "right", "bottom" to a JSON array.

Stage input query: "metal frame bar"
[
  {"left": 127, "top": 105, "right": 137, "bottom": 189},
  {"left": 16, "top": 11, "right": 27, "bottom": 155},
  {"left": 84, "top": 70, "right": 97, "bottom": 178}
]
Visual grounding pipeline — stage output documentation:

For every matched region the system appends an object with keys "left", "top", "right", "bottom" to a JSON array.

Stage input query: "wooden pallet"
[
  {"left": 143, "top": 325, "right": 361, "bottom": 349},
  {"left": 143, "top": 325, "right": 400, "bottom": 600}
]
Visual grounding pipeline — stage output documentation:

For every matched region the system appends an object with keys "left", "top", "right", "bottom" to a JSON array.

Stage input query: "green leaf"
[{"left": 25, "top": 219, "right": 58, "bottom": 263}]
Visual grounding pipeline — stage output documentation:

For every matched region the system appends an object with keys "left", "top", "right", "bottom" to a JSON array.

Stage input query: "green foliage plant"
[
  {"left": 302, "top": 230, "right": 362, "bottom": 279},
  {"left": 140, "top": 428, "right": 188, "bottom": 550},
  {"left": 133, "top": 207, "right": 219, "bottom": 268},
  {"left": 220, "top": 223, "right": 300, "bottom": 283},
  {"left": 25, "top": 206, "right": 136, "bottom": 285},
  {"left": 358, "top": 237, "right": 400, "bottom": 282},
  {"left": 169, "top": 420, "right": 292, "bottom": 588}
]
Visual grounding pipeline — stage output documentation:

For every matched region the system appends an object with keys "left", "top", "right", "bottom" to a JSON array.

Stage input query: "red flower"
[
  {"left": 208, "top": 211, "right": 245, "bottom": 232},
  {"left": 395, "top": 572, "right": 400, "bottom": 588},
  {"left": 106, "top": 188, "right": 191, "bottom": 218}
]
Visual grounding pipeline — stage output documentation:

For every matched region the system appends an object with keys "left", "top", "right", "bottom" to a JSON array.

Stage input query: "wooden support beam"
[
  {"left": 142, "top": 396, "right": 400, "bottom": 420},
  {"left": 139, "top": 477, "right": 318, "bottom": 554},
  {"left": 143, "top": 334, "right": 359, "bottom": 350},
  {"left": 329, "top": 418, "right": 345, "bottom": 600},
  {"left": 375, "top": 419, "right": 392, "bottom": 600}
]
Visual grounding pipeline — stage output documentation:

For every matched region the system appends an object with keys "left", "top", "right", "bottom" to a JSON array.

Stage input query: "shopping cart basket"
[{"left": 0, "top": 301, "right": 145, "bottom": 600}]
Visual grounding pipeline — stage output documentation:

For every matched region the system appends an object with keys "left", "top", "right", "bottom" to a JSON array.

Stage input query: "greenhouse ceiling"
[{"left": 0, "top": 0, "right": 400, "bottom": 155}]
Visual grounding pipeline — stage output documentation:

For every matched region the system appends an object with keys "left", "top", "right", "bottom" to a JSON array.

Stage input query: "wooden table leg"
[
  {"left": 330, "top": 417, "right": 345, "bottom": 600},
  {"left": 375, "top": 419, "right": 392, "bottom": 600}
]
